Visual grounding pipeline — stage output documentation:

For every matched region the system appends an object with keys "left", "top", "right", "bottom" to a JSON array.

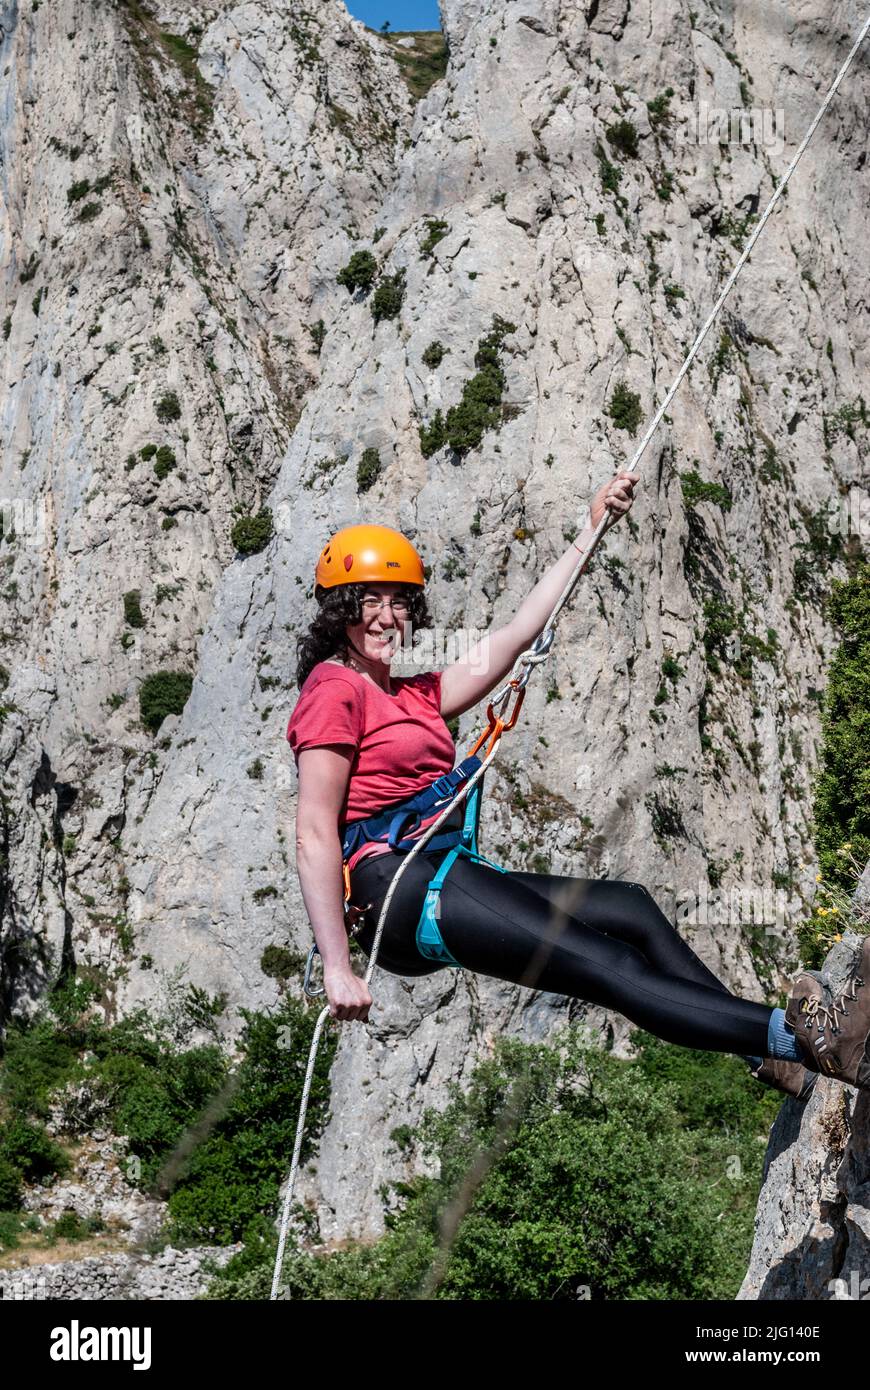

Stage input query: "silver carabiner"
[{"left": 303, "top": 943, "right": 325, "bottom": 998}]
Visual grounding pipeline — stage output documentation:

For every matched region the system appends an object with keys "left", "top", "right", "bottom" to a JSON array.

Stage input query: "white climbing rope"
[{"left": 270, "top": 11, "right": 870, "bottom": 1300}]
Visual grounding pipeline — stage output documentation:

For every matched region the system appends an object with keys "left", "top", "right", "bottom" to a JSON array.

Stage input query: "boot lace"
[{"left": 803, "top": 969, "right": 865, "bottom": 1038}]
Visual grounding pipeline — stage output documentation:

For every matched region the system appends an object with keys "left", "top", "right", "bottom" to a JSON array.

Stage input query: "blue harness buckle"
[{"left": 415, "top": 839, "right": 510, "bottom": 967}]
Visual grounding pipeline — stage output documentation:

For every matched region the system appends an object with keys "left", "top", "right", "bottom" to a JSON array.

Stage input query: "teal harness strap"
[{"left": 415, "top": 774, "right": 509, "bottom": 967}]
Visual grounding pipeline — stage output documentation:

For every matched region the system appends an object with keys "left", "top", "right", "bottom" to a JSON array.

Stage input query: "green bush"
[
  {"left": 155, "top": 390, "right": 181, "bottom": 423},
  {"left": 51, "top": 1210, "right": 90, "bottom": 1241},
  {"left": 419, "top": 409, "right": 447, "bottom": 456},
  {"left": 0, "top": 1117, "right": 72, "bottom": 1188},
  {"left": 679, "top": 469, "right": 732, "bottom": 511},
  {"left": 231, "top": 507, "right": 273, "bottom": 556},
  {"left": 66, "top": 178, "right": 91, "bottom": 204},
  {"left": 153, "top": 445, "right": 176, "bottom": 480},
  {"left": 597, "top": 147, "right": 622, "bottom": 194},
  {"left": 336, "top": 250, "right": 377, "bottom": 293},
  {"left": 422, "top": 341, "right": 446, "bottom": 368},
  {"left": 605, "top": 119, "right": 639, "bottom": 158},
  {"left": 161, "top": 1000, "right": 337, "bottom": 1245},
  {"left": 657, "top": 171, "right": 675, "bottom": 202},
  {"left": 357, "top": 447, "right": 383, "bottom": 493},
  {"left": 419, "top": 218, "right": 449, "bottom": 258},
  {"left": 138, "top": 670, "right": 193, "bottom": 733},
  {"left": 0, "top": 981, "right": 336, "bottom": 1250},
  {"left": 0, "top": 978, "right": 99, "bottom": 1121},
  {"left": 0, "top": 1155, "right": 23, "bottom": 1209},
  {"left": 605, "top": 380, "right": 643, "bottom": 435},
  {"left": 123, "top": 590, "right": 145, "bottom": 628},
  {"left": 792, "top": 502, "right": 845, "bottom": 603},
  {"left": 259, "top": 945, "right": 305, "bottom": 982},
  {"left": 647, "top": 88, "right": 675, "bottom": 127},
  {"left": 371, "top": 267, "right": 406, "bottom": 324}
]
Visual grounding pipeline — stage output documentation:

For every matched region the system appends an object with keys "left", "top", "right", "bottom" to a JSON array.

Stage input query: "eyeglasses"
[{"left": 360, "top": 594, "right": 411, "bottom": 614}]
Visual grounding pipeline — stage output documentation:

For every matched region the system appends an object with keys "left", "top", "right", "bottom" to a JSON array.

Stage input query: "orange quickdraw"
[{"left": 466, "top": 681, "right": 526, "bottom": 760}]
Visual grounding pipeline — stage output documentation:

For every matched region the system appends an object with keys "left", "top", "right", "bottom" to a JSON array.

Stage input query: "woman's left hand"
[{"left": 589, "top": 471, "right": 641, "bottom": 531}]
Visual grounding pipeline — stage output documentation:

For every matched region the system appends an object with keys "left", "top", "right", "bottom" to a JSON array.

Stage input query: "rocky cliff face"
[{"left": 1, "top": 0, "right": 868, "bottom": 1266}]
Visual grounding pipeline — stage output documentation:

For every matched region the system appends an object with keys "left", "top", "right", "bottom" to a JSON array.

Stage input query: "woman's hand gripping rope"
[
  {"left": 588, "top": 470, "right": 640, "bottom": 532},
  {"left": 323, "top": 962, "right": 372, "bottom": 1023}
]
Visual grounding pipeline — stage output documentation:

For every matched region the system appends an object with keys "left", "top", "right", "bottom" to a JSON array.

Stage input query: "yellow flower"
[
  {"left": 843, "top": 842, "right": 852, "bottom": 850},
  {"left": 831, "top": 907, "right": 839, "bottom": 915},
  {"left": 833, "top": 933, "right": 842, "bottom": 942},
  {"left": 819, "top": 908, "right": 828, "bottom": 916},
  {"left": 815, "top": 873, "right": 823, "bottom": 882}
]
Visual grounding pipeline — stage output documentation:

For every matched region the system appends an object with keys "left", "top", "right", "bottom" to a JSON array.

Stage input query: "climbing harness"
[
  {"left": 271, "top": 11, "right": 870, "bottom": 1300},
  {"left": 300, "top": 756, "right": 504, "bottom": 985},
  {"left": 340, "top": 756, "right": 510, "bottom": 967}
]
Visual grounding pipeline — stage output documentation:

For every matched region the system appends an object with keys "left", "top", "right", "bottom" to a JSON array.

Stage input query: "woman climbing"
[{"left": 286, "top": 481, "right": 870, "bottom": 1103}]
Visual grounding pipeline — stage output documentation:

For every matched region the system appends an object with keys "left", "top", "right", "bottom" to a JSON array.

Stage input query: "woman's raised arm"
[{"left": 440, "top": 470, "right": 640, "bottom": 721}]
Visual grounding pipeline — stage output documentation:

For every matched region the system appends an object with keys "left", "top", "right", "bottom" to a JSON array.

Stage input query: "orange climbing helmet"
[{"left": 314, "top": 524, "right": 426, "bottom": 591}]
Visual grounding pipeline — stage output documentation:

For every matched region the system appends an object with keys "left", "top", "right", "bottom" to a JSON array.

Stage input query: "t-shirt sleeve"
[{"left": 286, "top": 677, "right": 364, "bottom": 759}]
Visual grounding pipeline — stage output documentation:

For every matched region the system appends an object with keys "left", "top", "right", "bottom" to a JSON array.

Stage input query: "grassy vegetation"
[
  {"left": 116, "top": 2, "right": 214, "bottom": 138},
  {"left": 797, "top": 564, "right": 870, "bottom": 967},
  {"left": 357, "top": 447, "right": 383, "bottom": 492},
  {"left": 372, "top": 30, "right": 448, "bottom": 102}
]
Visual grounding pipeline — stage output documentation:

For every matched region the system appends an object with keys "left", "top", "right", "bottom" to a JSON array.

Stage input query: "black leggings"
[{"left": 350, "top": 850, "right": 775, "bottom": 1057}]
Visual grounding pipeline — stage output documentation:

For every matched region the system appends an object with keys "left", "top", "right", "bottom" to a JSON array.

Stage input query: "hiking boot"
[
  {"left": 786, "top": 938, "right": 870, "bottom": 1089},
  {"left": 749, "top": 1056, "right": 819, "bottom": 1102},
  {"left": 751, "top": 969, "right": 830, "bottom": 1102}
]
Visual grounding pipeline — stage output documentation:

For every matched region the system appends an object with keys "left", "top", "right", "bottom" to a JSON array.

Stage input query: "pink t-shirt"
[{"left": 286, "top": 661, "right": 457, "bottom": 872}]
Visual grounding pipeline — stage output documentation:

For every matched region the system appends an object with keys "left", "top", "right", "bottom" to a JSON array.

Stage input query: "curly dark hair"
[{"left": 295, "top": 582, "right": 434, "bottom": 688}]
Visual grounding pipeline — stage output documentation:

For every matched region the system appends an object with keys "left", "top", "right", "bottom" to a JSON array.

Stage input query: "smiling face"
[{"left": 344, "top": 582, "right": 414, "bottom": 666}]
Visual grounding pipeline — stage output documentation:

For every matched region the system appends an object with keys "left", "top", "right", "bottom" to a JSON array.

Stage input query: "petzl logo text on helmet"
[{"left": 386, "top": 560, "right": 399, "bottom": 567}]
